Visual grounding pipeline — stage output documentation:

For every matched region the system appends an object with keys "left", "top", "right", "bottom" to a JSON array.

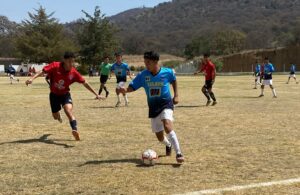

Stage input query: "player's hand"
[
  {"left": 25, "top": 79, "right": 33, "bottom": 86},
  {"left": 173, "top": 96, "right": 179, "bottom": 105}
]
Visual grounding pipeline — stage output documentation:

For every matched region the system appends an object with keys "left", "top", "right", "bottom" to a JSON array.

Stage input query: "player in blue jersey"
[
  {"left": 118, "top": 51, "right": 184, "bottom": 163},
  {"left": 253, "top": 61, "right": 262, "bottom": 89},
  {"left": 259, "top": 57, "right": 277, "bottom": 98},
  {"left": 286, "top": 63, "right": 299, "bottom": 84},
  {"left": 111, "top": 52, "right": 132, "bottom": 107}
]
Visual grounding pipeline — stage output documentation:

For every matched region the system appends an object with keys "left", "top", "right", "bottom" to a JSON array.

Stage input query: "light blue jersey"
[
  {"left": 255, "top": 64, "right": 261, "bottom": 73},
  {"left": 129, "top": 67, "right": 176, "bottom": 118},
  {"left": 263, "top": 63, "right": 275, "bottom": 80},
  {"left": 111, "top": 62, "right": 130, "bottom": 83},
  {"left": 290, "top": 64, "right": 296, "bottom": 73}
]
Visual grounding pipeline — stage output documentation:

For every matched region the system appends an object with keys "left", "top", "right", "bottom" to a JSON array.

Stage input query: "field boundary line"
[{"left": 175, "top": 177, "right": 300, "bottom": 195}]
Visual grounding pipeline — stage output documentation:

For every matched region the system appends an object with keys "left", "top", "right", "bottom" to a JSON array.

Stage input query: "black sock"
[
  {"left": 209, "top": 92, "right": 216, "bottom": 102},
  {"left": 98, "top": 88, "right": 103, "bottom": 95},
  {"left": 70, "top": 120, "right": 77, "bottom": 131},
  {"left": 104, "top": 87, "right": 108, "bottom": 93}
]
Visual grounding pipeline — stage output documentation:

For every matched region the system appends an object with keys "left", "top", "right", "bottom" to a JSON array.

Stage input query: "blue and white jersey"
[
  {"left": 255, "top": 64, "right": 261, "bottom": 75},
  {"left": 263, "top": 63, "right": 275, "bottom": 80},
  {"left": 290, "top": 64, "right": 296, "bottom": 73},
  {"left": 111, "top": 62, "right": 130, "bottom": 79},
  {"left": 129, "top": 67, "right": 176, "bottom": 118}
]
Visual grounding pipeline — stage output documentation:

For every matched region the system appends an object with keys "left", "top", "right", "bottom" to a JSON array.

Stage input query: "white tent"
[{"left": 0, "top": 65, "right": 4, "bottom": 72}]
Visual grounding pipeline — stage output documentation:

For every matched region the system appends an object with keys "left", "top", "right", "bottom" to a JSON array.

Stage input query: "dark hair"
[
  {"left": 203, "top": 53, "right": 210, "bottom": 58},
  {"left": 115, "top": 52, "right": 122, "bottom": 57},
  {"left": 64, "top": 51, "right": 75, "bottom": 59},
  {"left": 264, "top": 57, "right": 269, "bottom": 60},
  {"left": 144, "top": 51, "right": 160, "bottom": 61}
]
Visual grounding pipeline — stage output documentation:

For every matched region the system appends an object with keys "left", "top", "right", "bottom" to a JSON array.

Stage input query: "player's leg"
[
  {"left": 270, "top": 84, "right": 277, "bottom": 98},
  {"left": 293, "top": 75, "right": 298, "bottom": 84},
  {"left": 287, "top": 75, "right": 291, "bottom": 84},
  {"left": 115, "top": 86, "right": 121, "bottom": 107},
  {"left": 208, "top": 86, "right": 217, "bottom": 106},
  {"left": 254, "top": 78, "right": 258, "bottom": 89},
  {"left": 161, "top": 109, "right": 184, "bottom": 163},
  {"left": 62, "top": 93, "right": 80, "bottom": 141},
  {"left": 259, "top": 84, "right": 265, "bottom": 97},
  {"left": 163, "top": 119, "right": 184, "bottom": 163},
  {"left": 151, "top": 114, "right": 172, "bottom": 156},
  {"left": 49, "top": 93, "right": 63, "bottom": 123},
  {"left": 202, "top": 85, "right": 211, "bottom": 106}
]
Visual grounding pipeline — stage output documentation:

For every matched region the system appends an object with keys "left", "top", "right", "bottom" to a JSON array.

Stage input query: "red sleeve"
[
  {"left": 43, "top": 62, "right": 55, "bottom": 74},
  {"left": 74, "top": 69, "right": 85, "bottom": 84}
]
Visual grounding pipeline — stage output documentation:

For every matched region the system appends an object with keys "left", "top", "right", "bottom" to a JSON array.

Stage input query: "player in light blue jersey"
[
  {"left": 111, "top": 52, "right": 132, "bottom": 107},
  {"left": 253, "top": 61, "right": 262, "bottom": 89},
  {"left": 286, "top": 63, "right": 299, "bottom": 84},
  {"left": 118, "top": 51, "right": 184, "bottom": 163},
  {"left": 259, "top": 57, "right": 277, "bottom": 98}
]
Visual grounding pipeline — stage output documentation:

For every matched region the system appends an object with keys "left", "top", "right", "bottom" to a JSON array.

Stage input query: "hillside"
[{"left": 109, "top": 0, "right": 300, "bottom": 55}]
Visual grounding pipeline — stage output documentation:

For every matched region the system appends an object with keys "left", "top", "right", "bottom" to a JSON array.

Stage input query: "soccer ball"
[{"left": 141, "top": 149, "right": 158, "bottom": 166}]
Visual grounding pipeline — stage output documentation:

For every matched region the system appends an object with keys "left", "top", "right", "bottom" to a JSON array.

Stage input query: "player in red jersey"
[
  {"left": 25, "top": 52, "right": 103, "bottom": 140},
  {"left": 194, "top": 53, "right": 217, "bottom": 106}
]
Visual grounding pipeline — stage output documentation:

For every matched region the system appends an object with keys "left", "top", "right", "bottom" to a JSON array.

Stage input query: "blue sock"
[{"left": 70, "top": 120, "right": 77, "bottom": 131}]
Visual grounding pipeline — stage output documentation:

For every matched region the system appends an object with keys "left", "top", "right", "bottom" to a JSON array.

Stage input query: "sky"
[{"left": 0, "top": 0, "right": 171, "bottom": 23}]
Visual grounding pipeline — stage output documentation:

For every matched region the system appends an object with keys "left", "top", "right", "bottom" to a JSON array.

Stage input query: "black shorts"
[
  {"left": 100, "top": 75, "right": 109, "bottom": 84},
  {"left": 49, "top": 92, "right": 73, "bottom": 113},
  {"left": 116, "top": 76, "right": 127, "bottom": 83},
  {"left": 204, "top": 80, "right": 213, "bottom": 89}
]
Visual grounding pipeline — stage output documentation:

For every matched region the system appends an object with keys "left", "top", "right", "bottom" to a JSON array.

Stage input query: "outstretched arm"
[
  {"left": 82, "top": 82, "right": 104, "bottom": 99},
  {"left": 25, "top": 71, "right": 44, "bottom": 85},
  {"left": 171, "top": 80, "right": 179, "bottom": 105},
  {"left": 118, "top": 86, "right": 134, "bottom": 94}
]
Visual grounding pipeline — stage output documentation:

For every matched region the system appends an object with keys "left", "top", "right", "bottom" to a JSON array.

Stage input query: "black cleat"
[
  {"left": 166, "top": 144, "right": 172, "bottom": 156},
  {"left": 206, "top": 100, "right": 212, "bottom": 106},
  {"left": 106, "top": 91, "right": 109, "bottom": 98}
]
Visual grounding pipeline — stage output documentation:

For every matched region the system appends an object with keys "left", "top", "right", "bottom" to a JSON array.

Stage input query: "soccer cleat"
[
  {"left": 212, "top": 101, "right": 217, "bottom": 106},
  {"left": 206, "top": 100, "right": 212, "bottom": 106},
  {"left": 106, "top": 91, "right": 109, "bottom": 98},
  {"left": 253, "top": 87, "right": 257, "bottom": 89},
  {"left": 273, "top": 95, "right": 277, "bottom": 98},
  {"left": 115, "top": 101, "right": 121, "bottom": 107},
  {"left": 258, "top": 94, "right": 264, "bottom": 97},
  {"left": 72, "top": 130, "right": 80, "bottom": 141},
  {"left": 166, "top": 144, "right": 172, "bottom": 156},
  {"left": 176, "top": 153, "right": 185, "bottom": 163}
]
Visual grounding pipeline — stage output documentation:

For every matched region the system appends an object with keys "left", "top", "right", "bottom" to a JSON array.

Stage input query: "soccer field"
[{"left": 0, "top": 75, "right": 299, "bottom": 195}]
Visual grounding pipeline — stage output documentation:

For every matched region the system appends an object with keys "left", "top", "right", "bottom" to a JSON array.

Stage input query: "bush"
[
  {"left": 211, "top": 57, "right": 224, "bottom": 72},
  {"left": 130, "top": 65, "right": 136, "bottom": 71},
  {"left": 77, "top": 64, "right": 89, "bottom": 75}
]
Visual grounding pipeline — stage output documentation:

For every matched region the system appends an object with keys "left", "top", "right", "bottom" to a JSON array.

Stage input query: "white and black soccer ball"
[{"left": 141, "top": 149, "right": 158, "bottom": 166}]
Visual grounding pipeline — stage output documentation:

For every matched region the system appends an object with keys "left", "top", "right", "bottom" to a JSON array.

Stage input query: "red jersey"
[
  {"left": 201, "top": 61, "right": 216, "bottom": 81},
  {"left": 43, "top": 62, "right": 85, "bottom": 95}
]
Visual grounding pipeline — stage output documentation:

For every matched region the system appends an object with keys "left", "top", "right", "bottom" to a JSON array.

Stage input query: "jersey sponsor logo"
[
  {"left": 69, "top": 74, "right": 74, "bottom": 80},
  {"left": 145, "top": 76, "right": 150, "bottom": 82},
  {"left": 148, "top": 82, "right": 164, "bottom": 87},
  {"left": 54, "top": 79, "right": 65, "bottom": 90},
  {"left": 149, "top": 87, "right": 161, "bottom": 97}
]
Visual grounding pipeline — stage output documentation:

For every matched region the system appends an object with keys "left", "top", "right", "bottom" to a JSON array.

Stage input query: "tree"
[
  {"left": 15, "top": 6, "right": 77, "bottom": 63},
  {"left": 0, "top": 16, "right": 18, "bottom": 57},
  {"left": 77, "top": 6, "right": 119, "bottom": 65},
  {"left": 184, "top": 36, "right": 210, "bottom": 59}
]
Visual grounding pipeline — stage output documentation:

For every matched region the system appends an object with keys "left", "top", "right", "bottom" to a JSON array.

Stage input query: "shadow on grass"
[
  {"left": 79, "top": 157, "right": 181, "bottom": 168},
  {"left": 89, "top": 106, "right": 116, "bottom": 109},
  {"left": 219, "top": 96, "right": 261, "bottom": 99},
  {"left": 176, "top": 105, "right": 206, "bottom": 108},
  {"left": 0, "top": 134, "right": 74, "bottom": 148}
]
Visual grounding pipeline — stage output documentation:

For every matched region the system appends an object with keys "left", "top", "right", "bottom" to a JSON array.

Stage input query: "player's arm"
[
  {"left": 194, "top": 60, "right": 204, "bottom": 75},
  {"left": 171, "top": 80, "right": 179, "bottom": 105},
  {"left": 119, "top": 86, "right": 134, "bottom": 94},
  {"left": 25, "top": 71, "right": 44, "bottom": 85},
  {"left": 82, "top": 82, "right": 104, "bottom": 99}
]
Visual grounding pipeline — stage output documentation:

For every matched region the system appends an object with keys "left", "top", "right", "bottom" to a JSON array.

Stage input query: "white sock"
[
  {"left": 168, "top": 131, "right": 182, "bottom": 155},
  {"left": 124, "top": 94, "right": 128, "bottom": 103},
  {"left": 272, "top": 88, "right": 277, "bottom": 97},
  {"left": 117, "top": 95, "right": 121, "bottom": 102},
  {"left": 160, "top": 136, "right": 171, "bottom": 147}
]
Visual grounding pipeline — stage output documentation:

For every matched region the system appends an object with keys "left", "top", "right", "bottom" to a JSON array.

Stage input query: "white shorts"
[
  {"left": 151, "top": 109, "right": 174, "bottom": 133},
  {"left": 116, "top": 82, "right": 126, "bottom": 89},
  {"left": 263, "top": 79, "right": 273, "bottom": 86},
  {"left": 255, "top": 76, "right": 260, "bottom": 80},
  {"left": 289, "top": 74, "right": 296, "bottom": 78}
]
